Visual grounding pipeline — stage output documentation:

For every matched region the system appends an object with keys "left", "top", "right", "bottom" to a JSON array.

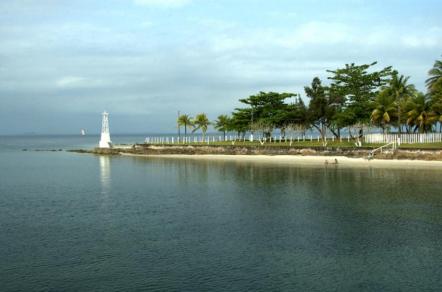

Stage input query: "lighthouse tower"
[{"left": 99, "top": 111, "right": 112, "bottom": 148}]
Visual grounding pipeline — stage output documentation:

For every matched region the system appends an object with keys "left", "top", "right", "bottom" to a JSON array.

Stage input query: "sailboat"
[{"left": 81, "top": 129, "right": 86, "bottom": 136}]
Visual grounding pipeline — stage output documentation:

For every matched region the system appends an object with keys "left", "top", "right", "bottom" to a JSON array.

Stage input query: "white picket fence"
[
  {"left": 143, "top": 133, "right": 442, "bottom": 145},
  {"left": 364, "top": 133, "right": 442, "bottom": 144},
  {"left": 144, "top": 134, "right": 349, "bottom": 145}
]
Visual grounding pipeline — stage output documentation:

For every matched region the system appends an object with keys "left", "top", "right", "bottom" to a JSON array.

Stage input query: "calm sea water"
[{"left": 0, "top": 135, "right": 441, "bottom": 291}]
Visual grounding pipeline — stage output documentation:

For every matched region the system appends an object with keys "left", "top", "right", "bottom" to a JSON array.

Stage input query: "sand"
[{"left": 120, "top": 153, "right": 442, "bottom": 169}]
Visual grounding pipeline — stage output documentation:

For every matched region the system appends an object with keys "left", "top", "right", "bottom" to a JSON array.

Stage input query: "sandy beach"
[{"left": 120, "top": 153, "right": 442, "bottom": 169}]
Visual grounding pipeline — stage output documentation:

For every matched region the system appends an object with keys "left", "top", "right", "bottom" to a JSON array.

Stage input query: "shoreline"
[
  {"left": 68, "top": 144, "right": 442, "bottom": 168},
  {"left": 119, "top": 153, "right": 442, "bottom": 169}
]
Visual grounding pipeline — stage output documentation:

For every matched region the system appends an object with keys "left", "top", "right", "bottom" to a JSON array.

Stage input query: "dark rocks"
[{"left": 67, "top": 144, "right": 442, "bottom": 160}]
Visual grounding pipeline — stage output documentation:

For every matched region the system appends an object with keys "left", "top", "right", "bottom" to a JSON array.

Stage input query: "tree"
[
  {"left": 230, "top": 108, "right": 251, "bottom": 138},
  {"left": 238, "top": 91, "right": 296, "bottom": 138},
  {"left": 327, "top": 62, "right": 393, "bottom": 137},
  {"left": 304, "top": 78, "right": 343, "bottom": 143},
  {"left": 214, "top": 115, "right": 231, "bottom": 140},
  {"left": 277, "top": 97, "right": 309, "bottom": 138},
  {"left": 177, "top": 114, "right": 193, "bottom": 137},
  {"left": 427, "top": 58, "right": 442, "bottom": 132},
  {"left": 379, "top": 72, "right": 416, "bottom": 134},
  {"left": 193, "top": 113, "right": 210, "bottom": 140},
  {"left": 370, "top": 90, "right": 396, "bottom": 133},
  {"left": 430, "top": 79, "right": 442, "bottom": 132},
  {"left": 426, "top": 58, "right": 442, "bottom": 91},
  {"left": 406, "top": 92, "right": 436, "bottom": 133},
  {"left": 305, "top": 77, "right": 328, "bottom": 143}
]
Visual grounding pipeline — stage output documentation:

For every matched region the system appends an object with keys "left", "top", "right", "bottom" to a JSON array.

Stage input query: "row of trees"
[
  {"left": 177, "top": 113, "right": 210, "bottom": 140},
  {"left": 177, "top": 57, "right": 442, "bottom": 141},
  {"left": 177, "top": 112, "right": 233, "bottom": 141}
]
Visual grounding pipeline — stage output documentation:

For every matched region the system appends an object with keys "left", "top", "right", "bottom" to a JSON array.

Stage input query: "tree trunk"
[
  {"left": 329, "top": 127, "right": 340, "bottom": 139},
  {"left": 312, "top": 123, "right": 326, "bottom": 145},
  {"left": 358, "top": 126, "right": 363, "bottom": 139},
  {"left": 398, "top": 103, "right": 402, "bottom": 137}
]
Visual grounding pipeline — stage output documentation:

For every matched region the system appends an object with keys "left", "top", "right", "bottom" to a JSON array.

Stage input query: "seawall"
[{"left": 69, "top": 144, "right": 442, "bottom": 161}]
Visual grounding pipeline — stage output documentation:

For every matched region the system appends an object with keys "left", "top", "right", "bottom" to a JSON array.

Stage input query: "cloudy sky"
[{"left": 1, "top": 0, "right": 441, "bottom": 134}]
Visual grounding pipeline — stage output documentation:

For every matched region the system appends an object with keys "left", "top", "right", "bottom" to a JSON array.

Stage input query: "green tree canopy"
[
  {"left": 237, "top": 91, "right": 296, "bottom": 137},
  {"left": 192, "top": 113, "right": 210, "bottom": 140},
  {"left": 266, "top": 97, "right": 307, "bottom": 138},
  {"left": 406, "top": 92, "right": 436, "bottom": 133},
  {"left": 426, "top": 58, "right": 442, "bottom": 91},
  {"left": 370, "top": 90, "right": 396, "bottom": 133},
  {"left": 427, "top": 57, "right": 442, "bottom": 132},
  {"left": 327, "top": 62, "right": 393, "bottom": 131},
  {"left": 230, "top": 108, "right": 251, "bottom": 137},
  {"left": 177, "top": 114, "right": 193, "bottom": 137},
  {"left": 214, "top": 114, "right": 231, "bottom": 140},
  {"left": 305, "top": 77, "right": 344, "bottom": 140},
  {"left": 376, "top": 72, "right": 416, "bottom": 133}
]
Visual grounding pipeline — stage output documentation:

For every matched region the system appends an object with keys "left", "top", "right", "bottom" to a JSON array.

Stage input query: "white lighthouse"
[{"left": 99, "top": 111, "right": 112, "bottom": 148}]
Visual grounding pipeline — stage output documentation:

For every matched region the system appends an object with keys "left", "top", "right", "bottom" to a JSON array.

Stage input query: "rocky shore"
[{"left": 68, "top": 144, "right": 442, "bottom": 161}]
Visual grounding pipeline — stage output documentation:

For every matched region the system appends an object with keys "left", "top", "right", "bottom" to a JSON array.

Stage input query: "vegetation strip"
[{"left": 175, "top": 59, "right": 442, "bottom": 146}]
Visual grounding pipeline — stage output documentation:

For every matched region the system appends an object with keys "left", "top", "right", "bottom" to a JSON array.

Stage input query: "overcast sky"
[{"left": 1, "top": 0, "right": 441, "bottom": 134}]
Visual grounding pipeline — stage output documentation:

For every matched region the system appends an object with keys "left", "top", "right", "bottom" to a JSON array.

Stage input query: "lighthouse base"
[{"left": 99, "top": 133, "right": 112, "bottom": 148}]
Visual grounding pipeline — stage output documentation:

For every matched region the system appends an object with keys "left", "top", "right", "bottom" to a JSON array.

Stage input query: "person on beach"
[{"left": 325, "top": 159, "right": 339, "bottom": 165}]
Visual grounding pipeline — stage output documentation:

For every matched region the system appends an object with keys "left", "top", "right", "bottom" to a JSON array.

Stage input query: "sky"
[{"left": 0, "top": 0, "right": 441, "bottom": 134}]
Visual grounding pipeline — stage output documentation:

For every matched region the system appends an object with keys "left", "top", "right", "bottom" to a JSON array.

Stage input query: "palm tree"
[
  {"left": 426, "top": 58, "right": 442, "bottom": 91},
  {"left": 193, "top": 113, "right": 210, "bottom": 141},
  {"left": 371, "top": 90, "right": 396, "bottom": 133},
  {"left": 430, "top": 81, "right": 442, "bottom": 132},
  {"left": 406, "top": 93, "right": 437, "bottom": 133},
  {"left": 177, "top": 114, "right": 193, "bottom": 137},
  {"left": 214, "top": 115, "right": 231, "bottom": 141},
  {"left": 427, "top": 58, "right": 442, "bottom": 132},
  {"left": 381, "top": 72, "right": 415, "bottom": 134}
]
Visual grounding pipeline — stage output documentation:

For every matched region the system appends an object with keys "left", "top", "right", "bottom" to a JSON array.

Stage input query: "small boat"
[{"left": 81, "top": 129, "right": 86, "bottom": 136}]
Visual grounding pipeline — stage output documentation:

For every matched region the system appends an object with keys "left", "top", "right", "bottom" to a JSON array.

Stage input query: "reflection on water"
[
  {"left": 2, "top": 150, "right": 442, "bottom": 292},
  {"left": 99, "top": 155, "right": 111, "bottom": 194}
]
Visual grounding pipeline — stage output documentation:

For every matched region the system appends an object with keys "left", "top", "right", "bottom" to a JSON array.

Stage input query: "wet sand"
[{"left": 120, "top": 153, "right": 442, "bottom": 169}]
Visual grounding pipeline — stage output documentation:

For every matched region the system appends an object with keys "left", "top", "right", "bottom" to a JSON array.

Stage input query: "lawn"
[{"left": 145, "top": 140, "right": 442, "bottom": 150}]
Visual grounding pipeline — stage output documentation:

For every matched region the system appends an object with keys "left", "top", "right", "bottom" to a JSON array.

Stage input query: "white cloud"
[
  {"left": 287, "top": 22, "right": 350, "bottom": 45},
  {"left": 134, "top": 0, "right": 191, "bottom": 8},
  {"left": 401, "top": 27, "right": 442, "bottom": 48},
  {"left": 56, "top": 76, "right": 105, "bottom": 89}
]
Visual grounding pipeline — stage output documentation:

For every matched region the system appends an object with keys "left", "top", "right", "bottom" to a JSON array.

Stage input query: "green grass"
[
  {"left": 145, "top": 140, "right": 442, "bottom": 150},
  {"left": 399, "top": 143, "right": 442, "bottom": 149}
]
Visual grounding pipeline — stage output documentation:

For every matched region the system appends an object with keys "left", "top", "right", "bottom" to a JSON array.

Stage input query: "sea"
[{"left": 0, "top": 135, "right": 441, "bottom": 291}]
